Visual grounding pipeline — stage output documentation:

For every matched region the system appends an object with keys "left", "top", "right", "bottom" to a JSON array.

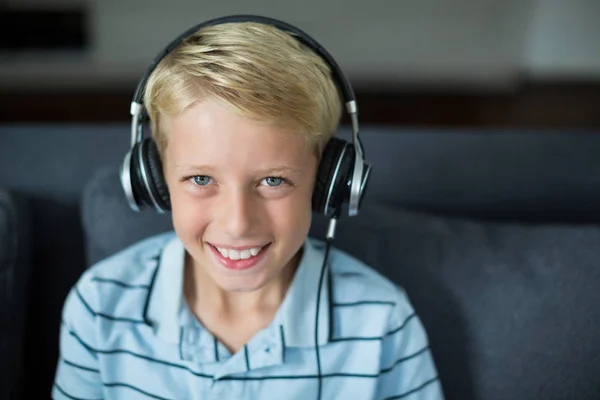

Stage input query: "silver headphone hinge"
[
  {"left": 130, "top": 102, "right": 144, "bottom": 148},
  {"left": 346, "top": 100, "right": 365, "bottom": 217}
]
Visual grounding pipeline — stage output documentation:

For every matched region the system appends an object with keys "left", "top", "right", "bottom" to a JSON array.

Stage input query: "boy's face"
[{"left": 162, "top": 97, "right": 317, "bottom": 293}]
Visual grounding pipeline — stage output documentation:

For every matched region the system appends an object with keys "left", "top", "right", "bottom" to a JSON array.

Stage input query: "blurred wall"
[
  {"left": 524, "top": 0, "right": 600, "bottom": 79},
  {"left": 1, "top": 0, "right": 599, "bottom": 91},
  {"left": 1, "top": 0, "right": 599, "bottom": 127}
]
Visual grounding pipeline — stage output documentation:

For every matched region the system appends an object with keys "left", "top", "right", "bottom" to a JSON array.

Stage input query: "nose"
[{"left": 216, "top": 187, "right": 258, "bottom": 239}]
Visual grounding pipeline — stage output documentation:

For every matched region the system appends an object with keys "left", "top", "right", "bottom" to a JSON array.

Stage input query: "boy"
[{"left": 53, "top": 16, "right": 444, "bottom": 399}]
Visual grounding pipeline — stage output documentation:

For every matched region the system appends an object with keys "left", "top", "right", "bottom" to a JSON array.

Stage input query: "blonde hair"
[{"left": 143, "top": 22, "right": 343, "bottom": 159}]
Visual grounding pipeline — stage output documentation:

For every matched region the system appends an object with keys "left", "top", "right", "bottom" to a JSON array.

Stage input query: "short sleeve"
[
  {"left": 52, "top": 273, "right": 103, "bottom": 399},
  {"left": 376, "top": 290, "right": 445, "bottom": 400}
]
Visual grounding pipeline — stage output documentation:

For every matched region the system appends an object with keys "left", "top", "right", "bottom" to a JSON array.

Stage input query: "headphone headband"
[
  {"left": 132, "top": 15, "right": 355, "bottom": 107},
  {"left": 124, "top": 14, "right": 369, "bottom": 217}
]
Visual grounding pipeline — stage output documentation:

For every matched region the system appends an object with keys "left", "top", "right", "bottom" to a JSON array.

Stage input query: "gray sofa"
[
  {"left": 2, "top": 124, "right": 600, "bottom": 399},
  {"left": 0, "top": 189, "right": 32, "bottom": 399}
]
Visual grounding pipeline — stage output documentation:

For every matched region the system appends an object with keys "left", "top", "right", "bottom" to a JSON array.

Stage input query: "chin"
[
  {"left": 217, "top": 279, "right": 268, "bottom": 293},
  {"left": 208, "top": 263, "right": 281, "bottom": 293}
]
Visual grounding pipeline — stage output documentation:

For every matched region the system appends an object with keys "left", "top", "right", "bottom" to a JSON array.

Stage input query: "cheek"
[
  {"left": 169, "top": 188, "right": 209, "bottom": 237},
  {"left": 267, "top": 187, "right": 313, "bottom": 239}
]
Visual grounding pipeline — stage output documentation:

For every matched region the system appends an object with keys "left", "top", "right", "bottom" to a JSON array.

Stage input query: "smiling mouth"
[
  {"left": 207, "top": 242, "right": 271, "bottom": 271},
  {"left": 211, "top": 244, "right": 269, "bottom": 260}
]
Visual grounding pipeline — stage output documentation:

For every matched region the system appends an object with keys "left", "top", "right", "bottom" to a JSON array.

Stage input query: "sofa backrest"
[{"left": 3, "top": 124, "right": 600, "bottom": 224}]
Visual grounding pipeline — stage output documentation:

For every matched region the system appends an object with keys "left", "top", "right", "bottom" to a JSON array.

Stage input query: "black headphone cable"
[{"left": 314, "top": 216, "right": 337, "bottom": 400}]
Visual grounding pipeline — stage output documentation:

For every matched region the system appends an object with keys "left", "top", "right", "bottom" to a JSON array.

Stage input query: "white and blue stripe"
[{"left": 53, "top": 231, "right": 444, "bottom": 399}]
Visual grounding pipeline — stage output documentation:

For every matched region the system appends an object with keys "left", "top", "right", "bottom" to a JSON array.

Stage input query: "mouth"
[{"left": 207, "top": 242, "right": 271, "bottom": 271}]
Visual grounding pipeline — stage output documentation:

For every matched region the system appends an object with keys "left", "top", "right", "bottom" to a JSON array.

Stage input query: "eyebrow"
[
  {"left": 256, "top": 166, "right": 303, "bottom": 176},
  {"left": 175, "top": 164, "right": 303, "bottom": 175},
  {"left": 175, "top": 164, "right": 215, "bottom": 172}
]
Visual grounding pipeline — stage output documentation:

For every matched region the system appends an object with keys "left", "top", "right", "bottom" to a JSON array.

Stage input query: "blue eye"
[
  {"left": 264, "top": 177, "right": 283, "bottom": 187},
  {"left": 192, "top": 176, "right": 211, "bottom": 186}
]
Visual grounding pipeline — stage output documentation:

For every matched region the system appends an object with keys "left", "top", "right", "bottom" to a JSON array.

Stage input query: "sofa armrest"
[{"left": 0, "top": 189, "right": 32, "bottom": 399}]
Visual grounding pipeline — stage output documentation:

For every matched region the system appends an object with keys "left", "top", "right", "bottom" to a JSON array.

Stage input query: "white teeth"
[
  {"left": 215, "top": 245, "right": 264, "bottom": 260},
  {"left": 240, "top": 250, "right": 251, "bottom": 260},
  {"left": 228, "top": 249, "right": 240, "bottom": 260}
]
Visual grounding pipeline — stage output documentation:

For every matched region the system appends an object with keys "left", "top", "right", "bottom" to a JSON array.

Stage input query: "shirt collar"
[
  {"left": 145, "top": 235, "right": 332, "bottom": 348},
  {"left": 145, "top": 233, "right": 185, "bottom": 343},
  {"left": 275, "top": 237, "right": 331, "bottom": 347}
]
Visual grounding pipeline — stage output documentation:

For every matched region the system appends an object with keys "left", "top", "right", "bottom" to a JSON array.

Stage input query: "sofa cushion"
[
  {"left": 0, "top": 189, "right": 32, "bottom": 399},
  {"left": 313, "top": 210, "right": 600, "bottom": 400},
  {"left": 83, "top": 167, "right": 600, "bottom": 400},
  {"left": 81, "top": 167, "right": 173, "bottom": 266}
]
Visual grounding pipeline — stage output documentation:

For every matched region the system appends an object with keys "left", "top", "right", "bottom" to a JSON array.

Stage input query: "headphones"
[{"left": 120, "top": 15, "right": 371, "bottom": 219}]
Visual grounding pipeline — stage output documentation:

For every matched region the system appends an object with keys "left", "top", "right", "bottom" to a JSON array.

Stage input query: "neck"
[{"left": 184, "top": 249, "right": 301, "bottom": 320}]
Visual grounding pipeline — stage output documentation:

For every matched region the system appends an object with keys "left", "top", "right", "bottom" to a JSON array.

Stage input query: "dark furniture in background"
[{"left": 1, "top": 124, "right": 600, "bottom": 399}]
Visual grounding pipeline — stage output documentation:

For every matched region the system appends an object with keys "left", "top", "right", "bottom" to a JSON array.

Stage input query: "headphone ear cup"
[
  {"left": 312, "top": 137, "right": 354, "bottom": 216},
  {"left": 141, "top": 139, "right": 171, "bottom": 211},
  {"left": 128, "top": 141, "right": 152, "bottom": 210}
]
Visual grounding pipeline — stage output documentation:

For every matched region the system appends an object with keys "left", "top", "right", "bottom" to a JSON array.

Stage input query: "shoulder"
[
  {"left": 326, "top": 240, "right": 412, "bottom": 311},
  {"left": 83, "top": 231, "right": 176, "bottom": 286},
  {"left": 310, "top": 238, "right": 417, "bottom": 337},
  {"left": 61, "top": 231, "right": 176, "bottom": 325}
]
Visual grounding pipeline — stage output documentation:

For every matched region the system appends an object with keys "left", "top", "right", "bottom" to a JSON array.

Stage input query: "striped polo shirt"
[{"left": 53, "top": 231, "right": 444, "bottom": 399}]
